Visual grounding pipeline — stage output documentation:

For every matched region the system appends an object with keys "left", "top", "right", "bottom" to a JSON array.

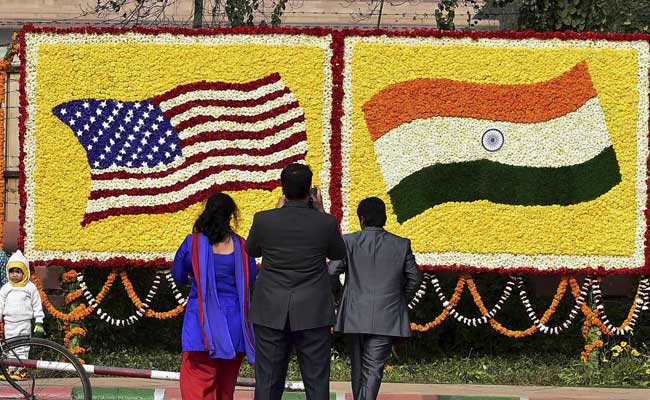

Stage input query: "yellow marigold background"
[
  {"left": 33, "top": 41, "right": 329, "bottom": 253},
  {"left": 347, "top": 42, "right": 642, "bottom": 257}
]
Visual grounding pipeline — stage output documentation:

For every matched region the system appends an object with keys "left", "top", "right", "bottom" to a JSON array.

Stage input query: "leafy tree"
[
  {"left": 435, "top": 0, "right": 458, "bottom": 30},
  {"left": 83, "top": 0, "right": 289, "bottom": 28},
  {"left": 484, "top": 0, "right": 650, "bottom": 32},
  {"left": 435, "top": 0, "right": 482, "bottom": 30},
  {"left": 474, "top": 0, "right": 521, "bottom": 31}
]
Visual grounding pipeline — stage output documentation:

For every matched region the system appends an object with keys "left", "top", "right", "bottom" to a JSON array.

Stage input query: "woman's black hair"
[{"left": 193, "top": 193, "right": 239, "bottom": 244}]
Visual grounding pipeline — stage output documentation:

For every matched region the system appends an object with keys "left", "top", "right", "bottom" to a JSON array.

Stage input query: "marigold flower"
[
  {"left": 621, "top": 341, "right": 628, "bottom": 348},
  {"left": 632, "top": 349, "right": 641, "bottom": 357}
]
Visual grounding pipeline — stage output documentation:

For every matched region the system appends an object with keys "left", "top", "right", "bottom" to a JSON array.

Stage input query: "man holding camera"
[{"left": 246, "top": 163, "right": 346, "bottom": 400}]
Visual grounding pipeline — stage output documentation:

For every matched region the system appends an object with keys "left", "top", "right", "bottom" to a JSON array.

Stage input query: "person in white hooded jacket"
[{"left": 0, "top": 250, "right": 45, "bottom": 380}]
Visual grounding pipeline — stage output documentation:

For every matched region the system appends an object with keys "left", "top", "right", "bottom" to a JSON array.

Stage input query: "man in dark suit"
[
  {"left": 246, "top": 163, "right": 346, "bottom": 400},
  {"left": 329, "top": 197, "right": 422, "bottom": 400}
]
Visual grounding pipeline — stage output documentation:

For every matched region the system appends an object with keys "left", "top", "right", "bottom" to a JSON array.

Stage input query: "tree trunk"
[{"left": 193, "top": 0, "right": 203, "bottom": 28}]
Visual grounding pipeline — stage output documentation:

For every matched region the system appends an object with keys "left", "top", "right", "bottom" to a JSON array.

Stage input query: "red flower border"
[{"left": 17, "top": 25, "right": 650, "bottom": 274}]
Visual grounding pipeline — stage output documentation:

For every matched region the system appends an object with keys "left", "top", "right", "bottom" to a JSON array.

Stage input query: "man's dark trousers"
[
  {"left": 254, "top": 320, "right": 331, "bottom": 400},
  {"left": 350, "top": 334, "right": 392, "bottom": 400}
]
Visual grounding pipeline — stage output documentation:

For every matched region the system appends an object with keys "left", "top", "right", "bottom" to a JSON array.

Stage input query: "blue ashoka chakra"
[{"left": 481, "top": 129, "right": 504, "bottom": 152}]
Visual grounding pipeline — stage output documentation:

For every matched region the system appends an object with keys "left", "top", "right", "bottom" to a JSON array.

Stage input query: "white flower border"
[
  {"left": 341, "top": 36, "right": 650, "bottom": 271},
  {"left": 21, "top": 31, "right": 333, "bottom": 265}
]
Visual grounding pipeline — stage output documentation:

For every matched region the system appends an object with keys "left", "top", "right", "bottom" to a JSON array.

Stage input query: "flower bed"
[{"left": 18, "top": 26, "right": 650, "bottom": 274}]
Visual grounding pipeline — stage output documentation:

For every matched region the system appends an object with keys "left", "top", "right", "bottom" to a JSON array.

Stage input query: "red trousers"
[{"left": 180, "top": 351, "right": 244, "bottom": 400}]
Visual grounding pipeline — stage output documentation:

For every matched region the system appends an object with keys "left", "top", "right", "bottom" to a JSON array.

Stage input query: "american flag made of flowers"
[{"left": 52, "top": 73, "right": 307, "bottom": 225}]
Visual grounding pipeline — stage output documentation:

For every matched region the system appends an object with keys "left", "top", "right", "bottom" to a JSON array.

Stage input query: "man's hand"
[
  {"left": 310, "top": 187, "right": 324, "bottom": 212},
  {"left": 33, "top": 323, "right": 45, "bottom": 338},
  {"left": 276, "top": 195, "right": 287, "bottom": 209}
]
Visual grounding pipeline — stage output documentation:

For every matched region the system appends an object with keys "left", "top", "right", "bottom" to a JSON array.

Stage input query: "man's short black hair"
[
  {"left": 281, "top": 163, "right": 312, "bottom": 200},
  {"left": 357, "top": 197, "right": 387, "bottom": 227}
]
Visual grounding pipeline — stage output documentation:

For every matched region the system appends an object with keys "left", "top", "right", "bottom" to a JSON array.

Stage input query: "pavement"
[
  {"left": 3, "top": 377, "right": 650, "bottom": 399},
  {"left": 82, "top": 377, "right": 650, "bottom": 400}
]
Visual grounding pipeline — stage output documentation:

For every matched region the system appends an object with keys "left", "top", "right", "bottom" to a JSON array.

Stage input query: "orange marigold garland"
[
  {"left": 589, "top": 276, "right": 649, "bottom": 335},
  {"left": 32, "top": 271, "right": 91, "bottom": 321},
  {"left": 65, "top": 289, "right": 83, "bottom": 305},
  {"left": 569, "top": 277, "right": 612, "bottom": 336},
  {"left": 410, "top": 273, "right": 649, "bottom": 338},
  {"left": 517, "top": 275, "right": 591, "bottom": 335},
  {"left": 63, "top": 327, "right": 87, "bottom": 345},
  {"left": 77, "top": 269, "right": 186, "bottom": 326},
  {"left": 466, "top": 275, "right": 567, "bottom": 338},
  {"left": 145, "top": 305, "right": 185, "bottom": 320},
  {"left": 68, "top": 346, "right": 86, "bottom": 356},
  {"left": 121, "top": 270, "right": 145, "bottom": 309},
  {"left": 411, "top": 274, "right": 466, "bottom": 332},
  {"left": 61, "top": 267, "right": 89, "bottom": 362},
  {"left": 580, "top": 304, "right": 605, "bottom": 363}
]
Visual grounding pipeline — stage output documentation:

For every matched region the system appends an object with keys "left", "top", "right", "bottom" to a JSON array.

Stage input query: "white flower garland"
[
  {"left": 429, "top": 273, "right": 516, "bottom": 327},
  {"left": 591, "top": 277, "right": 650, "bottom": 335},
  {"left": 410, "top": 274, "right": 650, "bottom": 335},
  {"left": 77, "top": 270, "right": 187, "bottom": 327},
  {"left": 516, "top": 275, "right": 591, "bottom": 335}
]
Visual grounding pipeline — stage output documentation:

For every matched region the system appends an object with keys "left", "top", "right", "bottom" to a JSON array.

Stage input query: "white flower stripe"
[
  {"left": 177, "top": 107, "right": 305, "bottom": 139},
  {"left": 168, "top": 92, "right": 298, "bottom": 126},
  {"left": 90, "top": 142, "right": 308, "bottom": 190},
  {"left": 374, "top": 98, "right": 612, "bottom": 191},
  {"left": 180, "top": 121, "right": 306, "bottom": 156},
  {"left": 86, "top": 166, "right": 289, "bottom": 213},
  {"left": 158, "top": 80, "right": 288, "bottom": 110},
  {"left": 414, "top": 250, "right": 643, "bottom": 270}
]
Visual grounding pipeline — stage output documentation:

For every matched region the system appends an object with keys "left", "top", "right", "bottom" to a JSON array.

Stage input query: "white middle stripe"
[{"left": 374, "top": 98, "right": 612, "bottom": 191}]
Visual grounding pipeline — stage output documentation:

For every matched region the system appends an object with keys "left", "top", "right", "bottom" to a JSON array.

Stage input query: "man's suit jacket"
[
  {"left": 329, "top": 227, "right": 422, "bottom": 337},
  {"left": 246, "top": 200, "right": 346, "bottom": 331}
]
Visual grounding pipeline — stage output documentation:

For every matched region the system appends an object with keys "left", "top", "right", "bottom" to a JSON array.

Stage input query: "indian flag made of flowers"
[
  {"left": 363, "top": 61, "right": 621, "bottom": 223},
  {"left": 342, "top": 35, "right": 650, "bottom": 273}
]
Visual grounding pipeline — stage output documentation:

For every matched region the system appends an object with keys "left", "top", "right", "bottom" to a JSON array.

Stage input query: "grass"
[{"left": 85, "top": 348, "right": 650, "bottom": 388}]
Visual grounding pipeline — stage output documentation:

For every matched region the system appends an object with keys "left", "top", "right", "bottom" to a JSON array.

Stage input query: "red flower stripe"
[
  {"left": 88, "top": 152, "right": 305, "bottom": 199},
  {"left": 174, "top": 101, "right": 300, "bottom": 132},
  {"left": 328, "top": 32, "right": 345, "bottom": 225},
  {"left": 210, "top": 101, "right": 300, "bottom": 123},
  {"left": 17, "top": 28, "right": 28, "bottom": 252},
  {"left": 162, "top": 87, "right": 291, "bottom": 119},
  {"left": 151, "top": 72, "right": 282, "bottom": 104},
  {"left": 81, "top": 179, "right": 281, "bottom": 226},
  {"left": 179, "top": 115, "right": 305, "bottom": 147},
  {"left": 644, "top": 65, "right": 650, "bottom": 276}
]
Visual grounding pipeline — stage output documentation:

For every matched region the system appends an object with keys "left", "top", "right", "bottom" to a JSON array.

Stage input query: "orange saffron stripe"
[{"left": 363, "top": 61, "right": 597, "bottom": 141}]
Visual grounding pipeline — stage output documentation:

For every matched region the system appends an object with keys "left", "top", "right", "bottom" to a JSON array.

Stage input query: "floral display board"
[{"left": 18, "top": 26, "right": 650, "bottom": 274}]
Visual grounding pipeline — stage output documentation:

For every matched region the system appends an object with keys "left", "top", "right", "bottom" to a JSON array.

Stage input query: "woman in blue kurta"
[{"left": 172, "top": 193, "right": 256, "bottom": 400}]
